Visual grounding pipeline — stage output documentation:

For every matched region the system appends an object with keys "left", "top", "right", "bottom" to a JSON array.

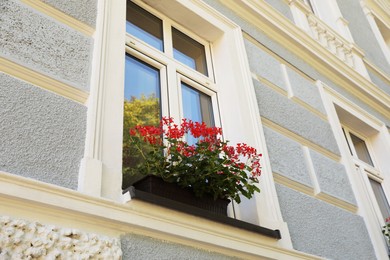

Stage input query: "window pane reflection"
[
  {"left": 181, "top": 83, "right": 214, "bottom": 126},
  {"left": 126, "top": 1, "right": 163, "bottom": 51},
  {"left": 369, "top": 178, "right": 390, "bottom": 220},
  {"left": 173, "top": 28, "right": 208, "bottom": 76},
  {"left": 182, "top": 83, "right": 214, "bottom": 144},
  {"left": 123, "top": 55, "right": 161, "bottom": 188},
  {"left": 350, "top": 133, "right": 374, "bottom": 166}
]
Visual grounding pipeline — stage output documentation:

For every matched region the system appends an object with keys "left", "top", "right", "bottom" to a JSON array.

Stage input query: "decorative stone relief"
[{"left": 0, "top": 216, "right": 122, "bottom": 259}]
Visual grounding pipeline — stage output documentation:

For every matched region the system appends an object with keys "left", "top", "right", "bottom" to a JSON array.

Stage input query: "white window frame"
[
  {"left": 320, "top": 82, "right": 390, "bottom": 259},
  {"left": 124, "top": 2, "right": 218, "bottom": 127},
  {"left": 79, "top": 0, "right": 291, "bottom": 248}
]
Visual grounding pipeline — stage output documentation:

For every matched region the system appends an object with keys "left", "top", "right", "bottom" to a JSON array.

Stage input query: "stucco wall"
[
  {"left": 40, "top": 0, "right": 97, "bottom": 28},
  {"left": 121, "top": 234, "right": 239, "bottom": 260},
  {"left": 0, "top": 0, "right": 92, "bottom": 189},
  {"left": 276, "top": 184, "right": 375, "bottom": 260},
  {"left": 0, "top": 73, "right": 86, "bottom": 189},
  {"left": 0, "top": 0, "right": 93, "bottom": 91}
]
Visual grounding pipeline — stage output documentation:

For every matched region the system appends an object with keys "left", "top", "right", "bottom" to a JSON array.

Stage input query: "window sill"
[{"left": 128, "top": 187, "right": 281, "bottom": 239}]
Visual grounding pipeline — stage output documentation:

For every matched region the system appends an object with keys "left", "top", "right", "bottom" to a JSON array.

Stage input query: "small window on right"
[{"left": 343, "top": 129, "right": 375, "bottom": 167}]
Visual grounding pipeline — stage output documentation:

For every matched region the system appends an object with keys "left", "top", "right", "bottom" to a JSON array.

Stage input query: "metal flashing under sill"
[{"left": 128, "top": 187, "right": 282, "bottom": 240}]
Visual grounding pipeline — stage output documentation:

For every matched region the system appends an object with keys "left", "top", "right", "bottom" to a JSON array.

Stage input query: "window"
[
  {"left": 122, "top": 1, "right": 219, "bottom": 187},
  {"left": 343, "top": 126, "right": 390, "bottom": 243},
  {"left": 87, "top": 0, "right": 286, "bottom": 237}
]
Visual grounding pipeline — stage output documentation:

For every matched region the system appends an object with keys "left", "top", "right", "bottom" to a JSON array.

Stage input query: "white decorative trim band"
[{"left": 0, "top": 216, "right": 122, "bottom": 259}]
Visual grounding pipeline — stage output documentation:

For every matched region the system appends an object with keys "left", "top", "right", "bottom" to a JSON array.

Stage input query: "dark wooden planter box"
[
  {"left": 132, "top": 175, "right": 230, "bottom": 216},
  {"left": 124, "top": 175, "right": 282, "bottom": 239}
]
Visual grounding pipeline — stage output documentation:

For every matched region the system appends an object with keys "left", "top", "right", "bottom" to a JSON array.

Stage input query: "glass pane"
[
  {"left": 369, "top": 178, "right": 390, "bottom": 220},
  {"left": 123, "top": 55, "right": 161, "bottom": 188},
  {"left": 350, "top": 133, "right": 374, "bottom": 166},
  {"left": 172, "top": 28, "right": 208, "bottom": 76},
  {"left": 126, "top": 1, "right": 163, "bottom": 51},
  {"left": 182, "top": 83, "right": 214, "bottom": 144},
  {"left": 181, "top": 83, "right": 214, "bottom": 126}
]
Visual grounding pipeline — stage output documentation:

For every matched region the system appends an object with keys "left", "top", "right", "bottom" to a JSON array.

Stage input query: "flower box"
[{"left": 132, "top": 175, "right": 230, "bottom": 216}]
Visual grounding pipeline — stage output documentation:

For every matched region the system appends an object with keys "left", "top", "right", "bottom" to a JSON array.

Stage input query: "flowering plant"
[
  {"left": 382, "top": 217, "right": 390, "bottom": 242},
  {"left": 124, "top": 117, "right": 262, "bottom": 203}
]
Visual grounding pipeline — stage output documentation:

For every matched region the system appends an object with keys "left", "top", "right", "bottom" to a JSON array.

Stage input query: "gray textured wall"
[
  {"left": 309, "top": 150, "right": 356, "bottom": 205},
  {"left": 276, "top": 184, "right": 375, "bottom": 260},
  {"left": 40, "top": 0, "right": 97, "bottom": 27},
  {"left": 263, "top": 127, "right": 313, "bottom": 187},
  {"left": 0, "top": 0, "right": 93, "bottom": 92},
  {"left": 0, "top": 73, "right": 86, "bottom": 189},
  {"left": 121, "top": 234, "right": 239, "bottom": 260},
  {"left": 253, "top": 79, "right": 339, "bottom": 155},
  {"left": 264, "top": 0, "right": 293, "bottom": 22}
]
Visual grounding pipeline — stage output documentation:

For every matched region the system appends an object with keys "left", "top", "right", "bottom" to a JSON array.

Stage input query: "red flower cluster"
[{"left": 128, "top": 117, "right": 263, "bottom": 203}]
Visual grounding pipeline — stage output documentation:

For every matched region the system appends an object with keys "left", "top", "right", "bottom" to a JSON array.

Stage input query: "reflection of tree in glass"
[{"left": 122, "top": 94, "right": 160, "bottom": 189}]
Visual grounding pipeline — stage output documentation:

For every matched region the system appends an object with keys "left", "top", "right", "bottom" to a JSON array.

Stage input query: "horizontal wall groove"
[
  {"left": 21, "top": 0, "right": 95, "bottom": 36},
  {"left": 261, "top": 117, "right": 340, "bottom": 162},
  {"left": 0, "top": 57, "right": 89, "bottom": 104},
  {"left": 274, "top": 173, "right": 358, "bottom": 213},
  {"left": 252, "top": 75, "right": 327, "bottom": 121}
]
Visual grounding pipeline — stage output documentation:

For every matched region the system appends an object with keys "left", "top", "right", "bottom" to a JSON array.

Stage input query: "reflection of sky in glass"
[
  {"left": 182, "top": 84, "right": 205, "bottom": 145},
  {"left": 126, "top": 22, "right": 163, "bottom": 51},
  {"left": 173, "top": 49, "right": 196, "bottom": 70},
  {"left": 182, "top": 84, "right": 202, "bottom": 122},
  {"left": 124, "top": 55, "right": 160, "bottom": 101}
]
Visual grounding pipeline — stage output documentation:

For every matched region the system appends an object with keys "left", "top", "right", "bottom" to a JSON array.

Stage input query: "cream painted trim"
[
  {"left": 0, "top": 57, "right": 88, "bottom": 104},
  {"left": 364, "top": 0, "right": 390, "bottom": 27},
  {"left": 290, "top": 96, "right": 327, "bottom": 120},
  {"left": 0, "top": 171, "right": 324, "bottom": 260},
  {"left": 224, "top": 0, "right": 390, "bottom": 118},
  {"left": 286, "top": 0, "right": 313, "bottom": 14},
  {"left": 364, "top": 58, "right": 390, "bottom": 85},
  {"left": 316, "top": 192, "right": 358, "bottom": 213},
  {"left": 273, "top": 173, "right": 314, "bottom": 196},
  {"left": 21, "top": 0, "right": 94, "bottom": 36},
  {"left": 261, "top": 117, "right": 340, "bottom": 162},
  {"left": 273, "top": 173, "right": 358, "bottom": 213},
  {"left": 322, "top": 83, "right": 384, "bottom": 129}
]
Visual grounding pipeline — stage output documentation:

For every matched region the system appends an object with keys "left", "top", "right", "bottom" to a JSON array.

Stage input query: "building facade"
[{"left": 1, "top": 0, "right": 390, "bottom": 259}]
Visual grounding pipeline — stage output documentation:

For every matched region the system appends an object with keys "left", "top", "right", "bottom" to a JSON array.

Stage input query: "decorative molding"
[
  {"left": 0, "top": 171, "right": 324, "bottom": 260},
  {"left": 306, "top": 15, "right": 355, "bottom": 68},
  {"left": 0, "top": 216, "right": 121, "bottom": 259},
  {"left": 223, "top": 0, "right": 390, "bottom": 119},
  {"left": 261, "top": 117, "right": 341, "bottom": 162},
  {"left": 21, "top": 0, "right": 94, "bottom": 36},
  {"left": 0, "top": 57, "right": 89, "bottom": 104},
  {"left": 289, "top": 0, "right": 361, "bottom": 70}
]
